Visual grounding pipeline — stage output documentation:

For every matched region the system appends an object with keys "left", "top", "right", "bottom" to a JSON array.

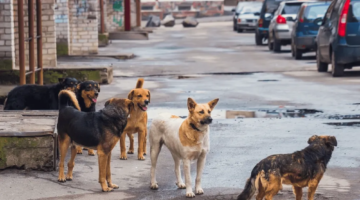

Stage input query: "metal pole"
[
  {"left": 18, "top": 0, "right": 26, "bottom": 85},
  {"left": 100, "top": 0, "right": 105, "bottom": 33},
  {"left": 28, "top": 0, "right": 35, "bottom": 84},
  {"left": 36, "top": 0, "right": 43, "bottom": 85}
]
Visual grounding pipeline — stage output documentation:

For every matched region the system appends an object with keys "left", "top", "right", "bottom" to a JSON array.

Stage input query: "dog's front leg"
[
  {"left": 183, "top": 159, "right": 195, "bottom": 198},
  {"left": 195, "top": 153, "right": 206, "bottom": 195},
  {"left": 119, "top": 133, "right": 128, "bottom": 160},
  {"left": 106, "top": 152, "right": 119, "bottom": 189},
  {"left": 138, "top": 130, "right": 146, "bottom": 160},
  {"left": 98, "top": 151, "right": 112, "bottom": 192},
  {"left": 307, "top": 174, "right": 323, "bottom": 200}
]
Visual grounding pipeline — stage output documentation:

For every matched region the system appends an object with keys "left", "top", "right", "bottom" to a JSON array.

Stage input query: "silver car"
[
  {"left": 236, "top": 3, "right": 263, "bottom": 33},
  {"left": 268, "top": 1, "right": 309, "bottom": 52}
]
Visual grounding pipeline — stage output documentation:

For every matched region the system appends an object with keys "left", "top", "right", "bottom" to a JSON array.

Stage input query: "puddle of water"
[
  {"left": 258, "top": 79, "right": 279, "bottom": 82},
  {"left": 325, "top": 121, "right": 360, "bottom": 127}
]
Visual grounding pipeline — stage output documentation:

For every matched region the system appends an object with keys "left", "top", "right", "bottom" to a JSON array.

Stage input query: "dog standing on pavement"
[
  {"left": 237, "top": 135, "right": 337, "bottom": 200},
  {"left": 57, "top": 90, "right": 133, "bottom": 192},
  {"left": 119, "top": 78, "right": 150, "bottom": 160},
  {"left": 74, "top": 81, "right": 101, "bottom": 156},
  {"left": 149, "top": 97, "right": 219, "bottom": 198}
]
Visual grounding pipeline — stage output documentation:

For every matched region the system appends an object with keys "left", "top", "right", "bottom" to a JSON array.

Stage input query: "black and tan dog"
[
  {"left": 237, "top": 135, "right": 337, "bottom": 200},
  {"left": 4, "top": 77, "right": 78, "bottom": 110},
  {"left": 74, "top": 80, "right": 101, "bottom": 156},
  {"left": 57, "top": 90, "right": 133, "bottom": 192}
]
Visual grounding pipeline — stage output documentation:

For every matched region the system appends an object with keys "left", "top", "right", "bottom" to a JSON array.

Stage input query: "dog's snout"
[
  {"left": 207, "top": 117, "right": 213, "bottom": 123},
  {"left": 144, "top": 99, "right": 149, "bottom": 105},
  {"left": 95, "top": 92, "right": 99, "bottom": 97}
]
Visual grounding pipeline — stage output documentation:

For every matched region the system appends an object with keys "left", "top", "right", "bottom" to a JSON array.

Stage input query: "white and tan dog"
[{"left": 149, "top": 97, "right": 219, "bottom": 198}]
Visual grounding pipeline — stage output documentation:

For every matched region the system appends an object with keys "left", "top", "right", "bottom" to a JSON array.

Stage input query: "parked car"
[
  {"left": 291, "top": 2, "right": 331, "bottom": 59},
  {"left": 232, "top": 2, "right": 253, "bottom": 31},
  {"left": 268, "top": 1, "right": 310, "bottom": 52},
  {"left": 316, "top": 0, "right": 360, "bottom": 77},
  {"left": 236, "top": 3, "right": 263, "bottom": 33},
  {"left": 255, "top": 0, "right": 287, "bottom": 45}
]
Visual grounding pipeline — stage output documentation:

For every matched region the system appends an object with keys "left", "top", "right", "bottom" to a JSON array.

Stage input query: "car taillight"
[
  {"left": 276, "top": 15, "right": 287, "bottom": 24},
  {"left": 237, "top": 18, "right": 241, "bottom": 23},
  {"left": 258, "top": 18, "right": 263, "bottom": 27},
  {"left": 338, "top": 0, "right": 351, "bottom": 37}
]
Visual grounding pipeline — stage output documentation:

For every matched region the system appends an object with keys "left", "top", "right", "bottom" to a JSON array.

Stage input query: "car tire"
[
  {"left": 273, "top": 34, "right": 281, "bottom": 53},
  {"left": 316, "top": 48, "right": 328, "bottom": 72},
  {"left": 268, "top": 35, "right": 273, "bottom": 50},
  {"left": 237, "top": 28, "right": 243, "bottom": 33},
  {"left": 331, "top": 51, "right": 344, "bottom": 77},
  {"left": 294, "top": 48, "right": 302, "bottom": 60},
  {"left": 255, "top": 32, "right": 263, "bottom": 46}
]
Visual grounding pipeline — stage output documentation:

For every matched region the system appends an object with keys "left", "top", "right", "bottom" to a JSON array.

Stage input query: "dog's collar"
[{"left": 190, "top": 123, "right": 201, "bottom": 132}]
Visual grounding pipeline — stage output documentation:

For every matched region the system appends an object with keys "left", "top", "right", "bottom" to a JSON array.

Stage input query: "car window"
[
  {"left": 304, "top": 4, "right": 329, "bottom": 23},
  {"left": 282, "top": 3, "right": 302, "bottom": 15},
  {"left": 265, "top": 0, "right": 283, "bottom": 14},
  {"left": 240, "top": 5, "right": 262, "bottom": 14},
  {"left": 348, "top": 1, "right": 360, "bottom": 22}
]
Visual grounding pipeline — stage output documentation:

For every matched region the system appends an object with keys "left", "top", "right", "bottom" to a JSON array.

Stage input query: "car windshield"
[
  {"left": 348, "top": 1, "right": 360, "bottom": 22},
  {"left": 282, "top": 3, "right": 302, "bottom": 15},
  {"left": 265, "top": 0, "right": 283, "bottom": 14},
  {"left": 304, "top": 4, "right": 329, "bottom": 23},
  {"left": 236, "top": 3, "right": 251, "bottom": 12},
  {"left": 240, "top": 5, "right": 262, "bottom": 14}
]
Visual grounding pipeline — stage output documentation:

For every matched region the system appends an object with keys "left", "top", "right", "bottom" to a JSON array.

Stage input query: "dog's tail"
[
  {"left": 58, "top": 90, "right": 81, "bottom": 111},
  {"left": 135, "top": 78, "right": 144, "bottom": 88},
  {"left": 237, "top": 165, "right": 259, "bottom": 200}
]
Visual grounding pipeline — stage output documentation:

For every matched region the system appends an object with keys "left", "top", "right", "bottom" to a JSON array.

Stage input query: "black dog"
[
  {"left": 75, "top": 80, "right": 101, "bottom": 155},
  {"left": 57, "top": 90, "right": 133, "bottom": 192},
  {"left": 4, "top": 77, "right": 78, "bottom": 110}
]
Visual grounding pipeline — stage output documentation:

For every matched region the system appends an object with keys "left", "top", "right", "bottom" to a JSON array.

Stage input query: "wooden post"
[
  {"left": 28, "top": 0, "right": 35, "bottom": 84},
  {"left": 136, "top": 0, "right": 141, "bottom": 27},
  {"left": 36, "top": 0, "right": 43, "bottom": 85},
  {"left": 18, "top": 0, "right": 26, "bottom": 85},
  {"left": 124, "top": 0, "right": 131, "bottom": 31},
  {"left": 100, "top": 0, "right": 105, "bottom": 33}
]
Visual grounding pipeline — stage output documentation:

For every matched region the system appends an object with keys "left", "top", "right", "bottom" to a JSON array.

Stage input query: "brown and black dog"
[
  {"left": 75, "top": 80, "right": 100, "bottom": 156},
  {"left": 119, "top": 78, "right": 150, "bottom": 160},
  {"left": 57, "top": 90, "right": 133, "bottom": 192},
  {"left": 237, "top": 135, "right": 337, "bottom": 200}
]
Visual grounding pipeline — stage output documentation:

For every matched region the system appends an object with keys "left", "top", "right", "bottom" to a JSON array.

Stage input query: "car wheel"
[
  {"left": 237, "top": 28, "right": 243, "bottom": 33},
  {"left": 255, "top": 32, "right": 263, "bottom": 46},
  {"left": 294, "top": 48, "right": 302, "bottom": 60},
  {"left": 316, "top": 48, "right": 328, "bottom": 72},
  {"left": 331, "top": 51, "right": 344, "bottom": 77},
  {"left": 273, "top": 34, "right": 281, "bottom": 53}
]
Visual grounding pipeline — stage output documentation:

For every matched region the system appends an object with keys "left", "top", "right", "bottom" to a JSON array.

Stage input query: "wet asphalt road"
[{"left": 2, "top": 22, "right": 360, "bottom": 200}]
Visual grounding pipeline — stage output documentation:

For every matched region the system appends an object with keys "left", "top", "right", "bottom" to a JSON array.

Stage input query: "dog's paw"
[
  {"left": 138, "top": 155, "right": 146, "bottom": 160},
  {"left": 143, "top": 152, "right": 147, "bottom": 156},
  {"left": 58, "top": 174, "right": 66, "bottom": 182},
  {"left": 108, "top": 183, "right": 119, "bottom": 189},
  {"left": 88, "top": 150, "right": 95, "bottom": 156},
  {"left": 76, "top": 150, "right": 83, "bottom": 154},
  {"left": 195, "top": 188, "right": 204, "bottom": 195},
  {"left": 176, "top": 182, "right": 186, "bottom": 189},
  {"left": 150, "top": 182, "right": 159, "bottom": 190},
  {"left": 127, "top": 150, "right": 134, "bottom": 154},
  {"left": 186, "top": 192, "right": 195, "bottom": 198},
  {"left": 102, "top": 187, "right": 114, "bottom": 192},
  {"left": 65, "top": 175, "right": 73, "bottom": 181},
  {"left": 120, "top": 155, "right": 128, "bottom": 160}
]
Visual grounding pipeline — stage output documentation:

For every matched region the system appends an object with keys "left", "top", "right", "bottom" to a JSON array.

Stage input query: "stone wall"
[
  {"left": 107, "top": 0, "right": 124, "bottom": 32},
  {"left": 12, "top": 0, "right": 57, "bottom": 69},
  {"left": 0, "top": 0, "right": 15, "bottom": 70},
  {"left": 68, "top": 0, "right": 98, "bottom": 55},
  {"left": 54, "top": 0, "right": 69, "bottom": 56}
]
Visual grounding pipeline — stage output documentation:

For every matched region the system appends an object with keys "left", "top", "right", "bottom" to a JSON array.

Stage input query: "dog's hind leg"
[
  {"left": 106, "top": 152, "right": 119, "bottom": 189},
  {"left": 127, "top": 133, "right": 134, "bottom": 154},
  {"left": 120, "top": 133, "right": 128, "bottom": 160},
  {"left": 76, "top": 146, "right": 83, "bottom": 154},
  {"left": 292, "top": 186, "right": 302, "bottom": 200},
  {"left": 66, "top": 145, "right": 77, "bottom": 181},
  {"left": 58, "top": 134, "right": 71, "bottom": 182},
  {"left": 150, "top": 139, "right": 163, "bottom": 190},
  {"left": 195, "top": 153, "right": 206, "bottom": 195},
  {"left": 172, "top": 153, "right": 185, "bottom": 189},
  {"left": 87, "top": 149, "right": 95, "bottom": 156}
]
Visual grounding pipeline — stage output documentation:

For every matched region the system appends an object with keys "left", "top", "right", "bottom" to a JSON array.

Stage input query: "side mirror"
[{"left": 231, "top": 8, "right": 236, "bottom": 12}]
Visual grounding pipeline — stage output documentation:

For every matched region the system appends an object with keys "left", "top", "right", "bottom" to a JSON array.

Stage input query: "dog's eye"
[
  {"left": 137, "top": 95, "right": 142, "bottom": 98},
  {"left": 208, "top": 110, "right": 211, "bottom": 114},
  {"left": 199, "top": 110, "right": 204, "bottom": 114},
  {"left": 146, "top": 95, "right": 149, "bottom": 97}
]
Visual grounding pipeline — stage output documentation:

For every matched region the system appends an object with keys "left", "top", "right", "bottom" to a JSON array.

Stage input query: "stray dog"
[
  {"left": 4, "top": 77, "right": 78, "bottom": 110},
  {"left": 74, "top": 80, "right": 101, "bottom": 156},
  {"left": 237, "top": 135, "right": 337, "bottom": 200},
  {"left": 119, "top": 78, "right": 150, "bottom": 160},
  {"left": 149, "top": 97, "right": 219, "bottom": 197},
  {"left": 57, "top": 90, "right": 133, "bottom": 192}
]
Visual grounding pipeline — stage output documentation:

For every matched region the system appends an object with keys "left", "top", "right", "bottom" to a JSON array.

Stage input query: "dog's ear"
[
  {"left": 208, "top": 98, "right": 219, "bottom": 110},
  {"left": 307, "top": 135, "right": 318, "bottom": 144},
  {"left": 97, "top": 84, "right": 100, "bottom": 92},
  {"left": 76, "top": 83, "right": 81, "bottom": 91},
  {"left": 187, "top": 98, "right": 197, "bottom": 112},
  {"left": 105, "top": 98, "right": 113, "bottom": 107},
  {"left": 325, "top": 136, "right": 338, "bottom": 147},
  {"left": 128, "top": 90, "right": 135, "bottom": 100},
  {"left": 147, "top": 90, "right": 151, "bottom": 103},
  {"left": 58, "top": 78, "right": 65, "bottom": 83}
]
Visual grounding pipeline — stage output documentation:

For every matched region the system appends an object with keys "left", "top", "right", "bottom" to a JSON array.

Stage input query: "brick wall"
[
  {"left": 68, "top": 0, "right": 98, "bottom": 55},
  {"left": 105, "top": 0, "right": 124, "bottom": 32},
  {"left": 12, "top": 0, "right": 57, "bottom": 69},
  {"left": 55, "top": 0, "right": 68, "bottom": 43},
  {"left": 0, "top": 0, "right": 15, "bottom": 70}
]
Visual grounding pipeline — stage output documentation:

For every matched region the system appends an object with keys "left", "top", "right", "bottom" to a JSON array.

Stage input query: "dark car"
[
  {"left": 255, "top": 0, "right": 286, "bottom": 45},
  {"left": 317, "top": 0, "right": 360, "bottom": 77},
  {"left": 291, "top": 2, "right": 330, "bottom": 59}
]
